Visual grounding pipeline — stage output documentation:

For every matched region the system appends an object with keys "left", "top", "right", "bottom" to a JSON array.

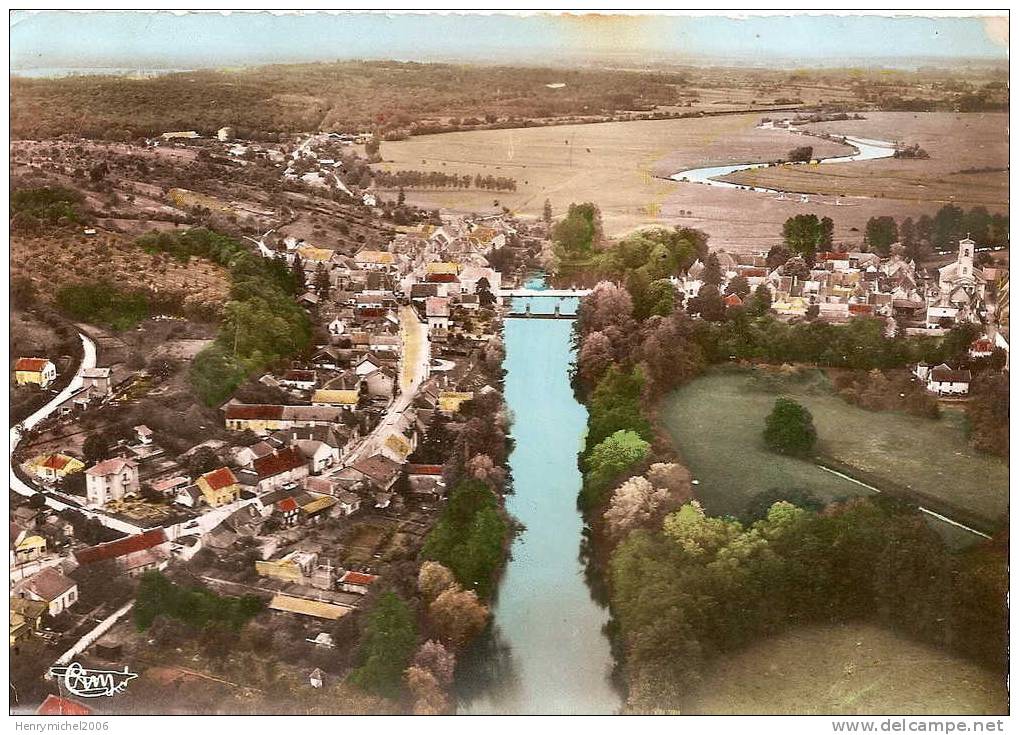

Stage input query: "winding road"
[{"left": 10, "top": 331, "right": 97, "bottom": 498}]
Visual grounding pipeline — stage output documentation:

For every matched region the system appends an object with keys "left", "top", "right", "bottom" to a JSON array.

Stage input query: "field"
[
  {"left": 660, "top": 368, "right": 1008, "bottom": 539},
  {"left": 721, "top": 111, "right": 1008, "bottom": 209},
  {"left": 679, "top": 622, "right": 1007, "bottom": 715},
  {"left": 375, "top": 111, "right": 1007, "bottom": 249}
]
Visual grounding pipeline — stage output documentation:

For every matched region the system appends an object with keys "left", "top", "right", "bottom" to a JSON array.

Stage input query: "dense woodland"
[{"left": 11, "top": 60, "right": 1007, "bottom": 142}]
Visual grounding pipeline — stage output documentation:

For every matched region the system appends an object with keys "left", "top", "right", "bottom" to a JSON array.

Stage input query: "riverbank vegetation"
[
  {"left": 611, "top": 498, "right": 1007, "bottom": 712},
  {"left": 566, "top": 221, "right": 1007, "bottom": 711}
]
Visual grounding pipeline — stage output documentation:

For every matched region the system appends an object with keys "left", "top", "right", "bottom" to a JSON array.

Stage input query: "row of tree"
[{"left": 373, "top": 169, "right": 517, "bottom": 191}]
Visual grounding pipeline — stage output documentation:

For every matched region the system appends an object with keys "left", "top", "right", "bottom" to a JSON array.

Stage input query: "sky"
[{"left": 9, "top": 11, "right": 1010, "bottom": 73}]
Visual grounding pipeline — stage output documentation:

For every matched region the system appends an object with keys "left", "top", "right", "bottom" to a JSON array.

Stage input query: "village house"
[
  {"left": 914, "top": 363, "right": 972, "bottom": 396},
  {"left": 425, "top": 297, "right": 451, "bottom": 331},
  {"left": 196, "top": 467, "right": 242, "bottom": 507},
  {"left": 339, "top": 570, "right": 378, "bottom": 595},
  {"left": 74, "top": 529, "right": 170, "bottom": 576},
  {"left": 13, "top": 567, "right": 78, "bottom": 616},
  {"left": 10, "top": 523, "right": 47, "bottom": 565},
  {"left": 14, "top": 358, "right": 57, "bottom": 389},
  {"left": 252, "top": 447, "right": 310, "bottom": 493},
  {"left": 312, "top": 389, "right": 360, "bottom": 410},
  {"left": 10, "top": 596, "right": 48, "bottom": 647},
  {"left": 134, "top": 425, "right": 154, "bottom": 445},
  {"left": 85, "top": 457, "right": 140, "bottom": 508},
  {"left": 295, "top": 438, "right": 340, "bottom": 474},
  {"left": 150, "top": 475, "right": 190, "bottom": 499},
  {"left": 354, "top": 353, "right": 383, "bottom": 377},
  {"left": 26, "top": 453, "right": 84, "bottom": 483},
  {"left": 335, "top": 491, "right": 361, "bottom": 516},
  {"left": 339, "top": 454, "right": 403, "bottom": 494},
  {"left": 279, "top": 370, "right": 318, "bottom": 391},
  {"left": 81, "top": 367, "right": 113, "bottom": 395},
  {"left": 223, "top": 404, "right": 343, "bottom": 433},
  {"left": 354, "top": 250, "right": 397, "bottom": 271}
]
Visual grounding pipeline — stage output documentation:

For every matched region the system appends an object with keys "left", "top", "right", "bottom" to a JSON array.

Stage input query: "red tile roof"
[
  {"left": 15, "top": 358, "right": 50, "bottom": 372},
  {"left": 254, "top": 447, "right": 307, "bottom": 480},
  {"left": 848, "top": 303, "right": 874, "bottom": 315},
  {"left": 41, "top": 454, "right": 76, "bottom": 471},
  {"left": 224, "top": 404, "right": 285, "bottom": 421},
  {"left": 425, "top": 273, "right": 459, "bottom": 283},
  {"left": 276, "top": 497, "right": 298, "bottom": 513},
  {"left": 407, "top": 464, "right": 443, "bottom": 476},
  {"left": 74, "top": 529, "right": 168, "bottom": 566},
  {"left": 36, "top": 695, "right": 93, "bottom": 716},
  {"left": 201, "top": 467, "right": 238, "bottom": 491},
  {"left": 341, "top": 571, "right": 378, "bottom": 586}
]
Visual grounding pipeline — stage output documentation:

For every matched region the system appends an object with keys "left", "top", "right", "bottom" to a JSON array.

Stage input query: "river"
[
  {"left": 670, "top": 127, "right": 896, "bottom": 194},
  {"left": 454, "top": 290, "right": 624, "bottom": 714}
]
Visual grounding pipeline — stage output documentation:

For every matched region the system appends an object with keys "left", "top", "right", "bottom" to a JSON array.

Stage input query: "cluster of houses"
[
  {"left": 10, "top": 216, "right": 511, "bottom": 640},
  {"left": 681, "top": 237, "right": 999, "bottom": 331}
]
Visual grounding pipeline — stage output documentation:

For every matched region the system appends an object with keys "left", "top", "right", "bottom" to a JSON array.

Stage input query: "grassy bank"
[{"left": 660, "top": 367, "right": 1007, "bottom": 536}]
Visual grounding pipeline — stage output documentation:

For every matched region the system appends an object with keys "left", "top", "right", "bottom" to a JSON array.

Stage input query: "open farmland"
[
  {"left": 720, "top": 111, "right": 1008, "bottom": 209},
  {"left": 374, "top": 111, "right": 1006, "bottom": 248},
  {"left": 661, "top": 368, "right": 1008, "bottom": 542},
  {"left": 679, "top": 622, "right": 1007, "bottom": 716},
  {"left": 373, "top": 113, "right": 848, "bottom": 238}
]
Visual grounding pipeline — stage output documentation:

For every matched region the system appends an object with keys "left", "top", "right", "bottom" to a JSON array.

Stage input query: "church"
[{"left": 926, "top": 237, "right": 987, "bottom": 326}]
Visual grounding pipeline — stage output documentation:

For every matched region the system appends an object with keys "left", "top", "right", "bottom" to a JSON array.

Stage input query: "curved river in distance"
[
  {"left": 454, "top": 288, "right": 624, "bottom": 714},
  {"left": 670, "top": 130, "right": 896, "bottom": 194}
]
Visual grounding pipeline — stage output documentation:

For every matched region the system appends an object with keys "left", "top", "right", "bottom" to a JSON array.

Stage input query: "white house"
[
  {"left": 425, "top": 297, "right": 451, "bottom": 331},
  {"left": 914, "top": 363, "right": 971, "bottom": 396},
  {"left": 85, "top": 457, "right": 140, "bottom": 508},
  {"left": 14, "top": 567, "right": 78, "bottom": 616}
]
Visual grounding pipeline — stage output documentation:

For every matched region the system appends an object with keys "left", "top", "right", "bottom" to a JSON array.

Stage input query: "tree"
[
  {"left": 865, "top": 216, "right": 899, "bottom": 256},
  {"left": 290, "top": 252, "right": 305, "bottom": 291},
  {"left": 314, "top": 263, "right": 331, "bottom": 299},
  {"left": 740, "top": 486, "right": 824, "bottom": 524},
  {"left": 724, "top": 275, "right": 751, "bottom": 298},
  {"left": 787, "top": 145, "right": 813, "bottom": 163},
  {"left": 782, "top": 214, "right": 823, "bottom": 260},
  {"left": 687, "top": 284, "right": 725, "bottom": 322},
  {"left": 576, "top": 281, "right": 635, "bottom": 337},
  {"left": 820, "top": 217, "right": 834, "bottom": 250},
  {"left": 701, "top": 253, "right": 723, "bottom": 286},
  {"left": 604, "top": 475, "right": 673, "bottom": 541},
  {"left": 82, "top": 433, "right": 109, "bottom": 465},
  {"left": 405, "top": 666, "right": 447, "bottom": 715},
  {"left": 582, "top": 429, "right": 651, "bottom": 509},
  {"left": 428, "top": 586, "right": 489, "bottom": 649},
  {"left": 766, "top": 245, "right": 792, "bottom": 270},
  {"left": 552, "top": 202, "right": 602, "bottom": 259},
  {"left": 413, "top": 640, "right": 456, "bottom": 687},
  {"left": 418, "top": 561, "right": 457, "bottom": 602},
  {"left": 542, "top": 198, "right": 553, "bottom": 225},
  {"left": 762, "top": 398, "right": 817, "bottom": 456},
  {"left": 577, "top": 331, "right": 616, "bottom": 389},
  {"left": 746, "top": 284, "right": 773, "bottom": 317},
  {"left": 351, "top": 592, "right": 418, "bottom": 699}
]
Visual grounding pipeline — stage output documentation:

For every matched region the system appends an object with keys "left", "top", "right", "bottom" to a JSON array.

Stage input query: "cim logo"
[{"left": 47, "top": 662, "right": 138, "bottom": 698}]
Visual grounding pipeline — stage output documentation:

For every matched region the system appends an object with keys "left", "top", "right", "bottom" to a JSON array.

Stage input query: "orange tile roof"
[
  {"left": 201, "top": 467, "right": 238, "bottom": 491},
  {"left": 15, "top": 358, "right": 50, "bottom": 372}
]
